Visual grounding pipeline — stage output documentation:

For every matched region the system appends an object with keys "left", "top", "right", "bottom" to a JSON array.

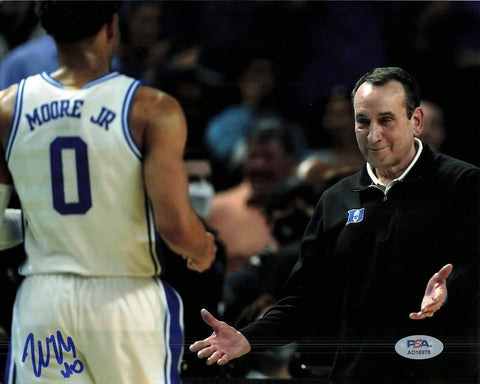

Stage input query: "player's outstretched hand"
[
  {"left": 409, "top": 264, "right": 452, "bottom": 320},
  {"left": 189, "top": 308, "right": 251, "bottom": 365}
]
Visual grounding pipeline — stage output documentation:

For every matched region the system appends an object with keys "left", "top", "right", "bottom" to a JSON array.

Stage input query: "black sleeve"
[
  {"left": 444, "top": 167, "right": 480, "bottom": 308},
  {"left": 240, "top": 200, "right": 343, "bottom": 351}
]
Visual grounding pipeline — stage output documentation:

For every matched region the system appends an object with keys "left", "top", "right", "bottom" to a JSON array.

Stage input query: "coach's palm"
[{"left": 190, "top": 308, "right": 251, "bottom": 365}]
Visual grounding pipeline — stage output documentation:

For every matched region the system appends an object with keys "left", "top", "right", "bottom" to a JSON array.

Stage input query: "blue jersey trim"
[
  {"left": 161, "top": 280, "right": 183, "bottom": 384},
  {"left": 4, "top": 339, "right": 15, "bottom": 384},
  {"left": 5, "top": 78, "right": 26, "bottom": 162},
  {"left": 82, "top": 71, "right": 120, "bottom": 89},
  {"left": 40, "top": 72, "right": 63, "bottom": 88},
  {"left": 145, "top": 193, "right": 161, "bottom": 275},
  {"left": 122, "top": 80, "right": 142, "bottom": 159}
]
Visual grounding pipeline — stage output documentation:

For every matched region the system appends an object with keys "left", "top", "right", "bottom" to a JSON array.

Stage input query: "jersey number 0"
[{"left": 50, "top": 136, "right": 92, "bottom": 215}]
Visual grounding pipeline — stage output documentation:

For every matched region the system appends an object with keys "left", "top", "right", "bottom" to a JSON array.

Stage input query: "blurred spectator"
[
  {"left": 187, "top": 1, "right": 305, "bottom": 76},
  {"left": 305, "top": 87, "right": 364, "bottom": 171},
  {"left": 184, "top": 147, "right": 216, "bottom": 220},
  {"left": 116, "top": 1, "right": 170, "bottom": 84},
  {"left": 205, "top": 54, "right": 277, "bottom": 165},
  {"left": 164, "top": 0, "right": 309, "bottom": 122},
  {"left": 160, "top": 147, "right": 226, "bottom": 378},
  {"left": 296, "top": 156, "right": 332, "bottom": 196},
  {"left": 159, "top": 67, "right": 227, "bottom": 150},
  {"left": 206, "top": 119, "right": 299, "bottom": 276},
  {"left": 0, "top": 1, "right": 43, "bottom": 60},
  {"left": 297, "top": 160, "right": 358, "bottom": 199},
  {"left": 412, "top": 1, "right": 480, "bottom": 165},
  {"left": 0, "top": 34, "right": 57, "bottom": 89},
  {"left": 204, "top": 54, "right": 308, "bottom": 187},
  {"left": 222, "top": 169, "right": 357, "bottom": 380},
  {"left": 222, "top": 176, "right": 318, "bottom": 326},
  {"left": 0, "top": 1, "right": 477, "bottom": 166},
  {"left": 415, "top": 1, "right": 480, "bottom": 70},
  {"left": 0, "top": 1, "right": 58, "bottom": 89},
  {"left": 419, "top": 99, "right": 446, "bottom": 152},
  {"left": 290, "top": 2, "right": 386, "bottom": 114},
  {"left": 221, "top": 177, "right": 316, "bottom": 380}
]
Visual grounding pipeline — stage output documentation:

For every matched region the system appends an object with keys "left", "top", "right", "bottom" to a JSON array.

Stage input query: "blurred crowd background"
[
  {"left": 0, "top": 1, "right": 479, "bottom": 382},
  {"left": 1, "top": 1, "right": 479, "bottom": 176}
]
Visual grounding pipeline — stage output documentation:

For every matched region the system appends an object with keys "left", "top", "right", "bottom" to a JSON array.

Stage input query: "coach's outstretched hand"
[
  {"left": 409, "top": 264, "right": 452, "bottom": 320},
  {"left": 189, "top": 308, "right": 251, "bottom": 365}
]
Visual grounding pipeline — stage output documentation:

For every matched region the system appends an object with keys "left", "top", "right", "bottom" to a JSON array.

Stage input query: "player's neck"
[{"left": 53, "top": 45, "right": 112, "bottom": 89}]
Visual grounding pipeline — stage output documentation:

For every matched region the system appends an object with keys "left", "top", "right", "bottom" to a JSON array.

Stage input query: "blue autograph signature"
[{"left": 22, "top": 330, "right": 84, "bottom": 378}]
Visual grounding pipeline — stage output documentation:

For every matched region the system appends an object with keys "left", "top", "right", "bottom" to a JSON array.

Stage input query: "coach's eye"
[{"left": 356, "top": 119, "right": 369, "bottom": 128}]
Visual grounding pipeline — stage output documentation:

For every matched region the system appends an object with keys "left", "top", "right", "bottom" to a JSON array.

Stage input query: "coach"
[{"left": 191, "top": 67, "right": 479, "bottom": 383}]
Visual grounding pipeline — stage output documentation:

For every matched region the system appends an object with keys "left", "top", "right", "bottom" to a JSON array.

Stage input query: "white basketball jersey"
[{"left": 6, "top": 72, "right": 162, "bottom": 277}]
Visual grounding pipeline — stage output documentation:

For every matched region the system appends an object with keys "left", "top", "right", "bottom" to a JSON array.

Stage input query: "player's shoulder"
[
  {"left": 0, "top": 83, "right": 18, "bottom": 106},
  {"left": 130, "top": 85, "right": 185, "bottom": 131},
  {"left": 132, "top": 85, "right": 181, "bottom": 114},
  {"left": 129, "top": 85, "right": 186, "bottom": 151},
  {"left": 0, "top": 83, "right": 18, "bottom": 120},
  {"left": 0, "top": 84, "right": 19, "bottom": 142}
]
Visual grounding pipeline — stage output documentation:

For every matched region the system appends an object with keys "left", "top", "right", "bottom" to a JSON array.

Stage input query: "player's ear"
[{"left": 106, "top": 14, "right": 119, "bottom": 40}]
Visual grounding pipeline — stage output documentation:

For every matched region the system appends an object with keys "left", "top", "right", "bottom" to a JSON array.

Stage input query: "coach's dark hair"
[
  {"left": 35, "top": 1, "right": 122, "bottom": 44},
  {"left": 351, "top": 67, "right": 420, "bottom": 119}
]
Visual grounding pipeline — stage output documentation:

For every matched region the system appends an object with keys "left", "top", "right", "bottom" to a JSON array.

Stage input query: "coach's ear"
[{"left": 412, "top": 106, "right": 424, "bottom": 138}]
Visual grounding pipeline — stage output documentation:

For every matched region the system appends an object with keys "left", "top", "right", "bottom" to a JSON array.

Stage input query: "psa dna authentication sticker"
[{"left": 395, "top": 335, "right": 444, "bottom": 360}]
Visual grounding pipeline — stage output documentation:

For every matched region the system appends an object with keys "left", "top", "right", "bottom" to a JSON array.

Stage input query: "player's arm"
[
  {"left": 130, "top": 86, "right": 215, "bottom": 272},
  {"left": 0, "top": 84, "right": 16, "bottom": 184},
  {"left": 0, "top": 85, "right": 22, "bottom": 250},
  {"left": 0, "top": 201, "right": 22, "bottom": 250}
]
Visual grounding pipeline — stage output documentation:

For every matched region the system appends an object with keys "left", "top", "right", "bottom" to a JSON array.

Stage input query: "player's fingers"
[
  {"left": 187, "top": 258, "right": 210, "bottom": 273},
  {"left": 186, "top": 258, "right": 200, "bottom": 271}
]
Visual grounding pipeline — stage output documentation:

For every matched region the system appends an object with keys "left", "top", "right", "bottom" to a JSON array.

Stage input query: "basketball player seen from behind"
[{"left": 0, "top": 1, "right": 216, "bottom": 383}]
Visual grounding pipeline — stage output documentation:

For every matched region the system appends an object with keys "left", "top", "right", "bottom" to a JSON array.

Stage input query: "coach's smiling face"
[{"left": 353, "top": 80, "right": 424, "bottom": 184}]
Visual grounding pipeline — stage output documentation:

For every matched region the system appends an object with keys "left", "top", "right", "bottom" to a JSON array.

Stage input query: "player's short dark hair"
[
  {"left": 35, "top": 1, "right": 123, "bottom": 44},
  {"left": 351, "top": 67, "right": 420, "bottom": 119}
]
